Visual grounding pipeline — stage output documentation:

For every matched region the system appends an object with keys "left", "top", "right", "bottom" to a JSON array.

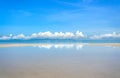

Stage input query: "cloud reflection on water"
[{"left": 33, "top": 43, "right": 83, "bottom": 50}]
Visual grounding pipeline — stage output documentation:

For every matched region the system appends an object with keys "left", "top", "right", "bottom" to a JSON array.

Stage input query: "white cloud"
[
  {"left": 0, "top": 36, "right": 11, "bottom": 40},
  {"left": 1, "top": 32, "right": 120, "bottom": 40},
  {"left": 12, "top": 34, "right": 27, "bottom": 39},
  {"left": 0, "top": 31, "right": 84, "bottom": 40},
  {"left": 30, "top": 31, "right": 84, "bottom": 39},
  {"left": 90, "top": 32, "right": 120, "bottom": 39},
  {"left": 76, "top": 31, "right": 84, "bottom": 38},
  {"left": 9, "top": 34, "right": 13, "bottom": 37}
]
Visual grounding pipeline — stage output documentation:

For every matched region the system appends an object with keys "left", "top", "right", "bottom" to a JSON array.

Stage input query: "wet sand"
[{"left": 0, "top": 43, "right": 120, "bottom": 78}]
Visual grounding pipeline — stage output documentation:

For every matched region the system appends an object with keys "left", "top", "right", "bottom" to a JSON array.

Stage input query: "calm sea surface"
[{"left": 0, "top": 43, "right": 120, "bottom": 78}]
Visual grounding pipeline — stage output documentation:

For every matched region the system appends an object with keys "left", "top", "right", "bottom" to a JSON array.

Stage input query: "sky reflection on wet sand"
[{"left": 0, "top": 43, "right": 120, "bottom": 78}]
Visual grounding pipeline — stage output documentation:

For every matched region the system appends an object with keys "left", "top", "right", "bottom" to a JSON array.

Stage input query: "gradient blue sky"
[{"left": 0, "top": 0, "right": 120, "bottom": 35}]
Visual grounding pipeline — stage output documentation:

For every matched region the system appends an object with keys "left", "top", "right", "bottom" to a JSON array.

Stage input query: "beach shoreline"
[{"left": 0, "top": 43, "right": 120, "bottom": 48}]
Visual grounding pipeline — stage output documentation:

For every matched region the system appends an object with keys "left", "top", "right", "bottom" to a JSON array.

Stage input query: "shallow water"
[{"left": 0, "top": 43, "right": 120, "bottom": 78}]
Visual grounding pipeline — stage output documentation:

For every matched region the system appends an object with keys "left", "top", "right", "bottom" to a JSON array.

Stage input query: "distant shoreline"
[{"left": 0, "top": 43, "right": 120, "bottom": 48}]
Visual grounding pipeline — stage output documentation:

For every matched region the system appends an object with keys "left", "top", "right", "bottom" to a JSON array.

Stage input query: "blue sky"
[{"left": 0, "top": 0, "right": 120, "bottom": 36}]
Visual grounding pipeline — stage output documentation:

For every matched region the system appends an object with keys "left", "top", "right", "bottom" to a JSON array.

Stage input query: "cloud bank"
[
  {"left": 90, "top": 32, "right": 120, "bottom": 39},
  {"left": 0, "top": 31, "right": 84, "bottom": 40},
  {"left": 0, "top": 31, "right": 120, "bottom": 40}
]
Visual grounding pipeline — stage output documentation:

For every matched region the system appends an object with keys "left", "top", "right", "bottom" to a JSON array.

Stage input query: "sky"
[{"left": 0, "top": 0, "right": 120, "bottom": 39}]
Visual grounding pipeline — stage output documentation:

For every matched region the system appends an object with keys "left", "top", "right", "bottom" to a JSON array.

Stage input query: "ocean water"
[
  {"left": 0, "top": 39, "right": 120, "bottom": 44},
  {"left": 0, "top": 43, "right": 120, "bottom": 78}
]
